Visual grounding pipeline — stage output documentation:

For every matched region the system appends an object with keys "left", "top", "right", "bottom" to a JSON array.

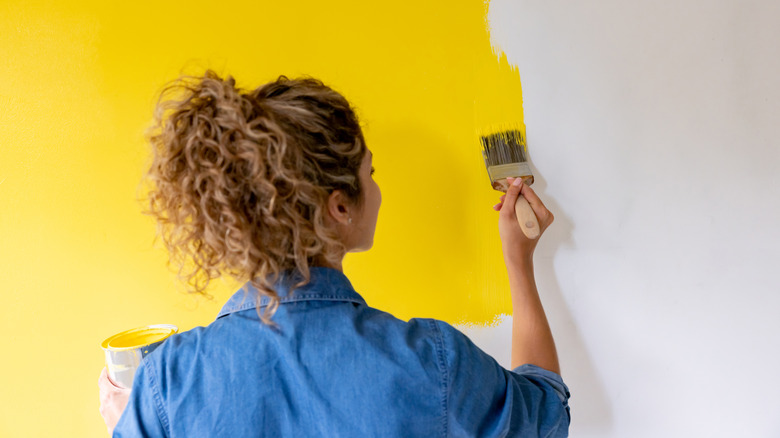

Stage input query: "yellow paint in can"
[{"left": 101, "top": 326, "right": 177, "bottom": 351}]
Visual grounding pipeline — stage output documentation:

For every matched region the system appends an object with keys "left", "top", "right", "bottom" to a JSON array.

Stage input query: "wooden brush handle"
[{"left": 514, "top": 194, "right": 540, "bottom": 239}]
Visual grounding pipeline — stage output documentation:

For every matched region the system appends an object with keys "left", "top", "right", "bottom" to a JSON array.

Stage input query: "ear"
[{"left": 326, "top": 190, "right": 351, "bottom": 226}]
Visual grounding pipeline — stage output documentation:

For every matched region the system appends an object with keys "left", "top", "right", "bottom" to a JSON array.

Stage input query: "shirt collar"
[{"left": 216, "top": 267, "right": 366, "bottom": 319}]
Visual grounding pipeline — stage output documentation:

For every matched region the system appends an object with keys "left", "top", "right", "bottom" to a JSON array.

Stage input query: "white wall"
[{"left": 460, "top": 1, "right": 780, "bottom": 436}]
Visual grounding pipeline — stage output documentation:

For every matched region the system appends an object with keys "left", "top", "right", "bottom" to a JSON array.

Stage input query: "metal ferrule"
[{"left": 487, "top": 162, "right": 532, "bottom": 185}]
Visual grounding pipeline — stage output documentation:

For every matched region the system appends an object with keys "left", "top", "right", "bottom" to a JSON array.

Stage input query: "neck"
[{"left": 310, "top": 254, "right": 344, "bottom": 272}]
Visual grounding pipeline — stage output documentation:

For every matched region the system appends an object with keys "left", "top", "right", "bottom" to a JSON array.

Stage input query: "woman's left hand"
[{"left": 98, "top": 367, "right": 131, "bottom": 435}]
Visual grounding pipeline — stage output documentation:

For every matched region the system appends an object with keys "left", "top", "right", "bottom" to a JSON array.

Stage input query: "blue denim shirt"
[{"left": 114, "top": 267, "right": 570, "bottom": 437}]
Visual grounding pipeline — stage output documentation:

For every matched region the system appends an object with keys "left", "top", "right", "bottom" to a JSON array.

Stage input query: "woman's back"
[{"left": 114, "top": 268, "right": 569, "bottom": 437}]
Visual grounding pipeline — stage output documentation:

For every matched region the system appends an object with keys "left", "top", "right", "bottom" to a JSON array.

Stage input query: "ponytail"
[{"left": 143, "top": 70, "right": 366, "bottom": 323}]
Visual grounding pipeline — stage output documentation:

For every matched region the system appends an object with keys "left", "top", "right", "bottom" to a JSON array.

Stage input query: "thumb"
[{"left": 500, "top": 177, "right": 524, "bottom": 216}]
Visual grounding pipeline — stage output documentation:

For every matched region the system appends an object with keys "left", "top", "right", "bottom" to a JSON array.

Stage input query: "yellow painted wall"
[{"left": 0, "top": 0, "right": 523, "bottom": 435}]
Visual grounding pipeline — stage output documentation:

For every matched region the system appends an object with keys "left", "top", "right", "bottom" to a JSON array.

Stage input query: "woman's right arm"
[{"left": 493, "top": 177, "right": 559, "bottom": 373}]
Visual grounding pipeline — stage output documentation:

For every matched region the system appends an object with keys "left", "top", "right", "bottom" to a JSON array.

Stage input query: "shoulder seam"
[
  {"left": 429, "top": 319, "right": 449, "bottom": 438},
  {"left": 143, "top": 360, "right": 172, "bottom": 437}
]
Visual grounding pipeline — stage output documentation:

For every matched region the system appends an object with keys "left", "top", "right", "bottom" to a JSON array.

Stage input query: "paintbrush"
[{"left": 480, "top": 128, "right": 540, "bottom": 239}]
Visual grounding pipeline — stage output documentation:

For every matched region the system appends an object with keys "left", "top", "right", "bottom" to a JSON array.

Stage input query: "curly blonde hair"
[{"left": 143, "top": 70, "right": 367, "bottom": 323}]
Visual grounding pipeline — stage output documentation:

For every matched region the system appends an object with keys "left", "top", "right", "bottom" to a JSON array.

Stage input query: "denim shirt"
[{"left": 114, "top": 267, "right": 570, "bottom": 437}]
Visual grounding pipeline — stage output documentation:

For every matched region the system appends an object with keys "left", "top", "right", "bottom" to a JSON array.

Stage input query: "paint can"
[{"left": 101, "top": 324, "right": 178, "bottom": 389}]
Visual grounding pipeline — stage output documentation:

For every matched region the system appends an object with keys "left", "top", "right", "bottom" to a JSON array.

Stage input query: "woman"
[{"left": 98, "top": 71, "right": 570, "bottom": 437}]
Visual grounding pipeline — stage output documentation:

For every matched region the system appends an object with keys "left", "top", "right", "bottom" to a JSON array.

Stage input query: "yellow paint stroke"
[
  {"left": 0, "top": 1, "right": 526, "bottom": 327},
  {"left": 0, "top": 1, "right": 524, "bottom": 433}
]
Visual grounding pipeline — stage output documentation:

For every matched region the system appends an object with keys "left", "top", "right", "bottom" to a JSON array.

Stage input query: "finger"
[
  {"left": 500, "top": 177, "right": 523, "bottom": 216},
  {"left": 100, "top": 368, "right": 128, "bottom": 392},
  {"left": 493, "top": 194, "right": 507, "bottom": 211}
]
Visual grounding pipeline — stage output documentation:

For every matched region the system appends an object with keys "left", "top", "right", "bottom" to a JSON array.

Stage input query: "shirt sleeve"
[
  {"left": 113, "top": 360, "right": 170, "bottom": 438},
  {"left": 434, "top": 320, "right": 571, "bottom": 438}
]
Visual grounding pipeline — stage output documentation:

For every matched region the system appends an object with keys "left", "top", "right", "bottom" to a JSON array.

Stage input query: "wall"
[
  {"left": 2, "top": 0, "right": 777, "bottom": 437},
  {"left": 462, "top": 0, "right": 780, "bottom": 436}
]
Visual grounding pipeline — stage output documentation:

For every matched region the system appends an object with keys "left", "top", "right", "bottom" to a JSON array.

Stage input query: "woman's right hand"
[
  {"left": 493, "top": 177, "right": 554, "bottom": 264},
  {"left": 98, "top": 367, "right": 131, "bottom": 435}
]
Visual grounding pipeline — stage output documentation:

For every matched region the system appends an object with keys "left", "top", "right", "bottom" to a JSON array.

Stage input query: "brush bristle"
[{"left": 480, "top": 129, "right": 527, "bottom": 166}]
